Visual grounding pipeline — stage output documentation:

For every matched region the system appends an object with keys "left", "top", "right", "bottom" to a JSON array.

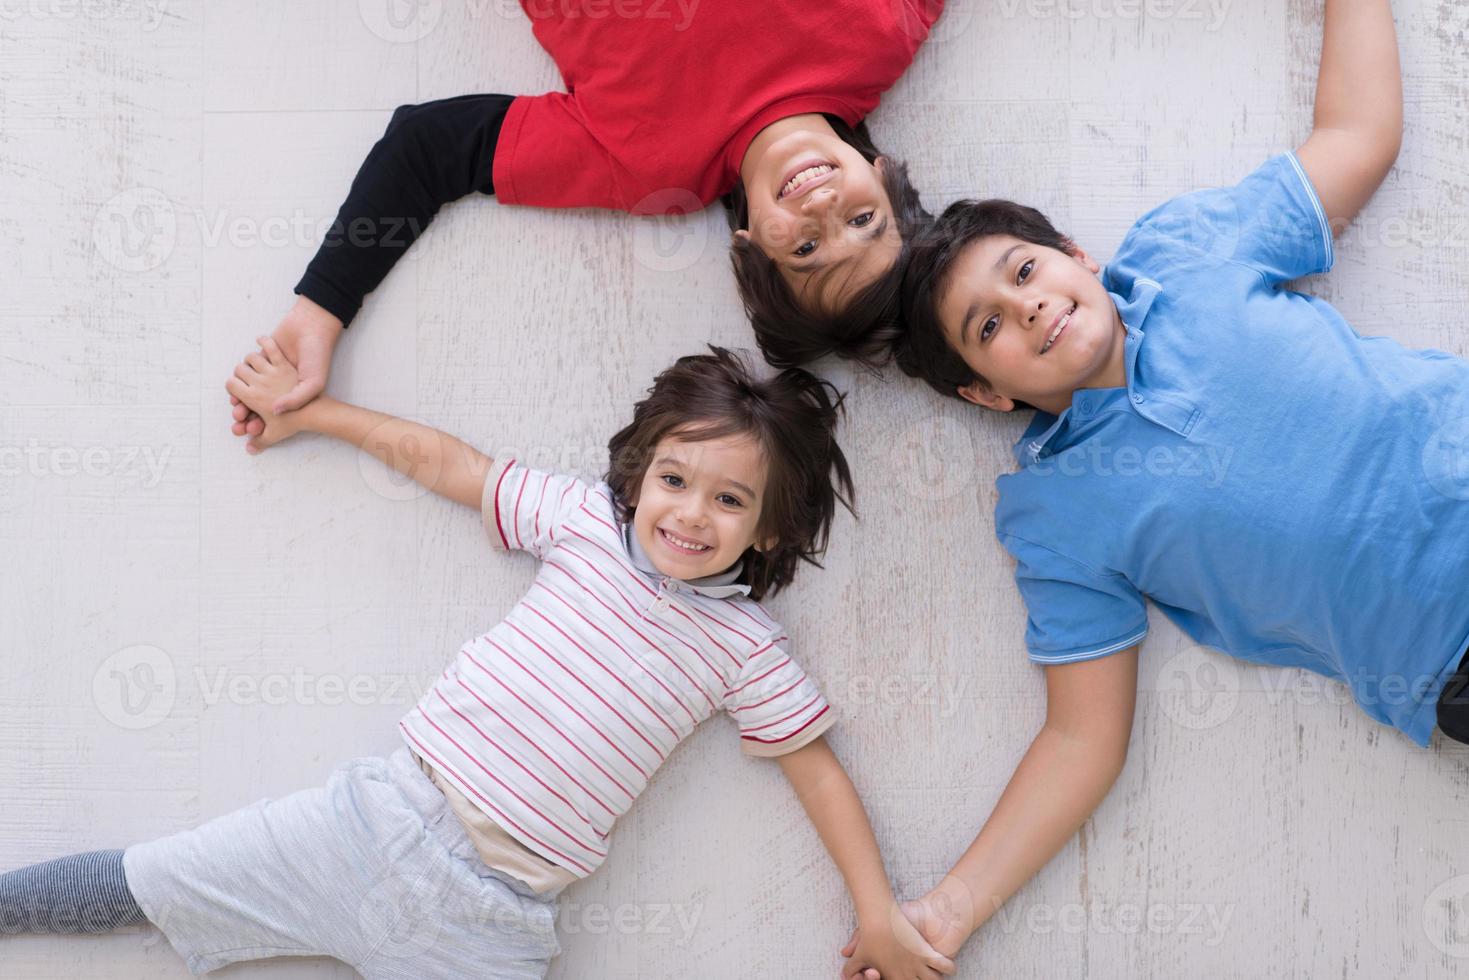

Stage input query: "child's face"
[
  {"left": 736, "top": 121, "right": 902, "bottom": 314},
  {"left": 629, "top": 431, "right": 770, "bottom": 581},
  {"left": 935, "top": 235, "right": 1125, "bottom": 414}
]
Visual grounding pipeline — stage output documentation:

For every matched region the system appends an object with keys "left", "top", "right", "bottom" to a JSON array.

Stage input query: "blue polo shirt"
[{"left": 996, "top": 153, "right": 1469, "bottom": 745}]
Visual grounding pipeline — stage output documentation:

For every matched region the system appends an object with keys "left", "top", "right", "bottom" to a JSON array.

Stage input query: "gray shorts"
[{"left": 122, "top": 747, "right": 560, "bottom": 978}]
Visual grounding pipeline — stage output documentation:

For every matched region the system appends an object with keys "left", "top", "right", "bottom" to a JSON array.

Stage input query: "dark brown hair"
[
  {"left": 894, "top": 198, "right": 1071, "bottom": 407},
  {"left": 725, "top": 117, "right": 930, "bottom": 371},
  {"left": 605, "top": 347, "right": 854, "bottom": 601}
]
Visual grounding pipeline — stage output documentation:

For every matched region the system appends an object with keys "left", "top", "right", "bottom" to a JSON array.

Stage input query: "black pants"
[{"left": 1437, "top": 648, "right": 1469, "bottom": 743}]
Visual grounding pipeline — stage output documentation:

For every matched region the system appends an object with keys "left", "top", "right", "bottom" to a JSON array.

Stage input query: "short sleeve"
[
  {"left": 1000, "top": 534, "right": 1149, "bottom": 666},
  {"left": 482, "top": 458, "right": 592, "bottom": 560},
  {"left": 723, "top": 634, "right": 835, "bottom": 758},
  {"left": 1109, "top": 153, "right": 1334, "bottom": 288},
  {"left": 492, "top": 93, "right": 624, "bottom": 210}
]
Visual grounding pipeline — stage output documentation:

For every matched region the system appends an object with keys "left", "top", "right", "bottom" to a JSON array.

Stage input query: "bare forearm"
[
  {"left": 932, "top": 724, "right": 1125, "bottom": 945},
  {"left": 298, "top": 397, "right": 492, "bottom": 509},
  {"left": 777, "top": 738, "right": 895, "bottom": 920}
]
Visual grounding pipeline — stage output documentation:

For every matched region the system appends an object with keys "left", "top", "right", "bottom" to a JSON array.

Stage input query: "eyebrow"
[
  {"left": 791, "top": 215, "right": 890, "bottom": 275},
  {"left": 959, "top": 243, "right": 1027, "bottom": 345},
  {"left": 655, "top": 456, "right": 757, "bottom": 500}
]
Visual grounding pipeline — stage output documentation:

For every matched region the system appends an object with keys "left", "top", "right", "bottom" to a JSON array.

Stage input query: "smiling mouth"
[
  {"left": 658, "top": 527, "right": 711, "bottom": 555},
  {"left": 1041, "top": 305, "right": 1075, "bottom": 355},
  {"left": 778, "top": 162, "right": 835, "bottom": 199}
]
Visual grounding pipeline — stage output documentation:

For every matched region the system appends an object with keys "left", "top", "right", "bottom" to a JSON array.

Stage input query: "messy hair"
[
  {"left": 895, "top": 198, "right": 1071, "bottom": 406},
  {"left": 725, "top": 117, "right": 930, "bottom": 370},
  {"left": 605, "top": 347, "right": 855, "bottom": 600}
]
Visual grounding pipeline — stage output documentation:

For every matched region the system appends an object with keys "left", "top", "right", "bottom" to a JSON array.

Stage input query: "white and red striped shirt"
[{"left": 399, "top": 458, "right": 835, "bottom": 878}]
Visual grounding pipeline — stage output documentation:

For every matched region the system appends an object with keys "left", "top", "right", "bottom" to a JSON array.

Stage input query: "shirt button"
[{"left": 1132, "top": 394, "right": 1144, "bottom": 404}]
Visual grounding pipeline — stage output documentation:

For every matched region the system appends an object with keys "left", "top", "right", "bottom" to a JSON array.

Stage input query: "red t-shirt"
[{"left": 492, "top": 0, "right": 944, "bottom": 214}]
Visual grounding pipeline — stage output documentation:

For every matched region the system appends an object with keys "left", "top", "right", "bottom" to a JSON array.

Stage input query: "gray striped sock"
[{"left": 0, "top": 848, "right": 147, "bottom": 935}]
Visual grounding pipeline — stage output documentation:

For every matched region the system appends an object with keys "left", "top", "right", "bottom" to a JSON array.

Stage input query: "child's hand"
[
  {"left": 223, "top": 336, "right": 308, "bottom": 455},
  {"left": 229, "top": 295, "right": 342, "bottom": 438},
  {"left": 840, "top": 900, "right": 957, "bottom": 980}
]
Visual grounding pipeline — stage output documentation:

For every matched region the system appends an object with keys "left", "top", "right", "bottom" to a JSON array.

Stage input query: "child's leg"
[
  {"left": 0, "top": 849, "right": 145, "bottom": 935},
  {"left": 119, "top": 749, "right": 558, "bottom": 978}
]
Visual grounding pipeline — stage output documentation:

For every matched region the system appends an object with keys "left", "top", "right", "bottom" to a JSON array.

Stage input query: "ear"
[
  {"left": 1065, "top": 240, "right": 1101, "bottom": 274},
  {"left": 732, "top": 228, "right": 752, "bottom": 244},
  {"left": 957, "top": 380, "right": 1015, "bottom": 413},
  {"left": 873, "top": 155, "right": 887, "bottom": 176}
]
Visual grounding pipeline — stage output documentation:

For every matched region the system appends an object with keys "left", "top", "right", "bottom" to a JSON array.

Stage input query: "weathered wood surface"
[{"left": 3, "top": 0, "right": 1469, "bottom": 976}]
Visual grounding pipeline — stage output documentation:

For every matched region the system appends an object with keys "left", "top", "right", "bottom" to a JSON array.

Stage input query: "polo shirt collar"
[
  {"left": 1014, "top": 277, "right": 1195, "bottom": 466},
  {"left": 621, "top": 522, "right": 752, "bottom": 598}
]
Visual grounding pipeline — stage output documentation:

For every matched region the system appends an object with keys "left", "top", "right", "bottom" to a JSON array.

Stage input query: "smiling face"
[
  {"left": 935, "top": 235, "right": 1128, "bottom": 416},
  {"left": 629, "top": 432, "right": 770, "bottom": 581},
  {"left": 737, "top": 115, "right": 903, "bottom": 314}
]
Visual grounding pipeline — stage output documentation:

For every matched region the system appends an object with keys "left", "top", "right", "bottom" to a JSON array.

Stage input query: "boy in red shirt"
[{"left": 229, "top": 0, "right": 943, "bottom": 446}]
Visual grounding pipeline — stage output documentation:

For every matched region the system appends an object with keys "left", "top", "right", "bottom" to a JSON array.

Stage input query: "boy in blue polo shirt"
[{"left": 863, "top": 0, "right": 1447, "bottom": 966}]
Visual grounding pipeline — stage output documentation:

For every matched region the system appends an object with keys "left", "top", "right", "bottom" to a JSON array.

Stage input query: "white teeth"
[
  {"left": 780, "top": 164, "right": 833, "bottom": 198},
  {"left": 1041, "top": 306, "right": 1074, "bottom": 354},
  {"left": 662, "top": 529, "right": 710, "bottom": 552}
]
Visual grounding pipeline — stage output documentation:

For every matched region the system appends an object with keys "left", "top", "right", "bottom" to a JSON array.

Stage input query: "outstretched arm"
[
  {"left": 231, "top": 94, "right": 515, "bottom": 435},
  {"left": 225, "top": 336, "right": 492, "bottom": 510},
  {"left": 776, "top": 736, "right": 955, "bottom": 980},
  {"left": 1294, "top": 0, "right": 1402, "bottom": 235},
  {"left": 881, "top": 648, "right": 1139, "bottom": 959}
]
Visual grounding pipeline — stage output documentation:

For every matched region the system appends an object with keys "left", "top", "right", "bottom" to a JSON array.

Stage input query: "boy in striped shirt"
[{"left": 2, "top": 348, "right": 953, "bottom": 980}]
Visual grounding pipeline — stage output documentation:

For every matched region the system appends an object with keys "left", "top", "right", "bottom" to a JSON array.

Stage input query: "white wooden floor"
[{"left": 4, "top": 1, "right": 1469, "bottom": 977}]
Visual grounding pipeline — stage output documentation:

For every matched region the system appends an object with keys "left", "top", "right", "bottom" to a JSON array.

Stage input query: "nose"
[
  {"left": 675, "top": 500, "right": 708, "bottom": 529},
  {"left": 799, "top": 186, "right": 839, "bottom": 215},
  {"left": 1024, "top": 298, "right": 1047, "bottom": 329}
]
